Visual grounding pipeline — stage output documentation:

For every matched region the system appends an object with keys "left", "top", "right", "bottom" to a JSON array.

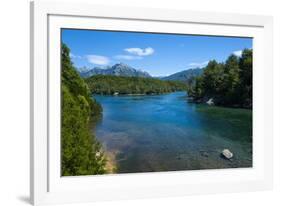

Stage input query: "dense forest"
[
  {"left": 86, "top": 75, "right": 187, "bottom": 95},
  {"left": 187, "top": 49, "right": 252, "bottom": 108},
  {"left": 61, "top": 43, "right": 106, "bottom": 176}
]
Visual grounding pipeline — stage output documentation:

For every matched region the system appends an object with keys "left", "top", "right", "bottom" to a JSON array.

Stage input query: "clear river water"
[{"left": 92, "top": 91, "right": 252, "bottom": 173}]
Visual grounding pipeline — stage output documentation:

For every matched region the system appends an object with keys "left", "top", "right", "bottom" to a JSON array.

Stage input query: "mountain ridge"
[
  {"left": 80, "top": 63, "right": 151, "bottom": 78},
  {"left": 161, "top": 68, "right": 203, "bottom": 82},
  {"left": 79, "top": 63, "right": 204, "bottom": 83}
]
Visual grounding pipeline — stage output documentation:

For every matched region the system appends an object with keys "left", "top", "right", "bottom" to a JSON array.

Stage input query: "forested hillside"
[
  {"left": 161, "top": 68, "right": 203, "bottom": 82},
  {"left": 187, "top": 49, "right": 252, "bottom": 108},
  {"left": 61, "top": 43, "right": 106, "bottom": 176},
  {"left": 86, "top": 75, "right": 187, "bottom": 95}
]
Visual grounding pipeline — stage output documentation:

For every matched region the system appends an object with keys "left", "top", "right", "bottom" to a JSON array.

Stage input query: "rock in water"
[
  {"left": 221, "top": 149, "right": 233, "bottom": 159},
  {"left": 200, "top": 151, "right": 209, "bottom": 157},
  {"left": 206, "top": 98, "right": 214, "bottom": 105}
]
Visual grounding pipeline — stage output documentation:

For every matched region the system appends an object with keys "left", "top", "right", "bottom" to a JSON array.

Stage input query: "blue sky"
[{"left": 62, "top": 29, "right": 252, "bottom": 77}]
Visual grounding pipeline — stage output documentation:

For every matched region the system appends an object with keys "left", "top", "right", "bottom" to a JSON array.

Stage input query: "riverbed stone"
[
  {"left": 200, "top": 151, "right": 209, "bottom": 157},
  {"left": 221, "top": 149, "right": 233, "bottom": 159}
]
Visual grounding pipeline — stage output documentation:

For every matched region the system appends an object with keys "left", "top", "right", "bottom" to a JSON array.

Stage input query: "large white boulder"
[{"left": 221, "top": 149, "right": 233, "bottom": 159}]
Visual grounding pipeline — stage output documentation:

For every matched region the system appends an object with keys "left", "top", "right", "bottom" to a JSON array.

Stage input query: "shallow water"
[{"left": 92, "top": 91, "right": 252, "bottom": 173}]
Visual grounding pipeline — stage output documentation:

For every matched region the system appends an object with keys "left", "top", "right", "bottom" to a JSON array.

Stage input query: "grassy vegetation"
[
  {"left": 85, "top": 75, "right": 187, "bottom": 95},
  {"left": 61, "top": 43, "right": 106, "bottom": 176}
]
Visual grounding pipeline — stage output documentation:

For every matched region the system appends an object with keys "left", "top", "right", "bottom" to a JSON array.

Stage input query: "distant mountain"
[
  {"left": 76, "top": 66, "right": 91, "bottom": 74},
  {"left": 80, "top": 63, "right": 151, "bottom": 78},
  {"left": 161, "top": 68, "right": 203, "bottom": 82}
]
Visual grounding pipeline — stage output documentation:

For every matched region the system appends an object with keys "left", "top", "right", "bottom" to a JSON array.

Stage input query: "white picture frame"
[{"left": 30, "top": 0, "right": 273, "bottom": 205}]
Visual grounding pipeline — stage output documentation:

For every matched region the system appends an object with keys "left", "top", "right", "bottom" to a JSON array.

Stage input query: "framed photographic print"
[{"left": 30, "top": 0, "right": 273, "bottom": 205}]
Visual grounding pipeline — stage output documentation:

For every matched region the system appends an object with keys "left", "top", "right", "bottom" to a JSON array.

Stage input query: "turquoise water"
[{"left": 92, "top": 91, "right": 252, "bottom": 173}]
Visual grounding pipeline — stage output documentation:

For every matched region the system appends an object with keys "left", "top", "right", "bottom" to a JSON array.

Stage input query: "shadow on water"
[{"left": 194, "top": 104, "right": 252, "bottom": 143}]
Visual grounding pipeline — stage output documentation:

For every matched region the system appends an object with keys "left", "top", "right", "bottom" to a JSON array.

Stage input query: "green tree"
[
  {"left": 187, "top": 49, "right": 252, "bottom": 108},
  {"left": 201, "top": 60, "right": 224, "bottom": 98},
  {"left": 239, "top": 49, "right": 253, "bottom": 107},
  {"left": 221, "top": 54, "right": 240, "bottom": 105},
  {"left": 61, "top": 43, "right": 106, "bottom": 176}
]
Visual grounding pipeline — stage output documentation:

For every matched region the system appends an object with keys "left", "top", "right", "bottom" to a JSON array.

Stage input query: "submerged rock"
[
  {"left": 200, "top": 151, "right": 209, "bottom": 157},
  {"left": 221, "top": 149, "right": 233, "bottom": 159}
]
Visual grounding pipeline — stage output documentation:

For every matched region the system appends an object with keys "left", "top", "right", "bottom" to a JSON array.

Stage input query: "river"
[{"left": 92, "top": 91, "right": 252, "bottom": 173}]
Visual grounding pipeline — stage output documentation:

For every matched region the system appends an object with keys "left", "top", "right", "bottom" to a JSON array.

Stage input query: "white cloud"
[
  {"left": 233, "top": 50, "right": 242, "bottom": 57},
  {"left": 86, "top": 55, "right": 110, "bottom": 65},
  {"left": 124, "top": 47, "right": 154, "bottom": 56},
  {"left": 114, "top": 55, "right": 142, "bottom": 60},
  {"left": 188, "top": 61, "right": 209, "bottom": 68},
  {"left": 70, "top": 53, "right": 82, "bottom": 59}
]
